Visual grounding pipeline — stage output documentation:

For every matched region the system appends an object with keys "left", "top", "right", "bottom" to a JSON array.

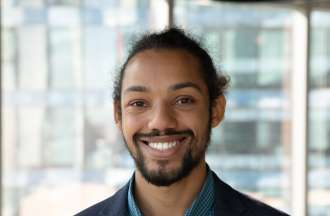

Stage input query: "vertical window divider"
[
  {"left": 76, "top": 0, "right": 85, "bottom": 174},
  {"left": 0, "top": 25, "right": 2, "bottom": 216},
  {"left": 167, "top": 0, "right": 174, "bottom": 27},
  {"left": 291, "top": 5, "right": 311, "bottom": 216}
]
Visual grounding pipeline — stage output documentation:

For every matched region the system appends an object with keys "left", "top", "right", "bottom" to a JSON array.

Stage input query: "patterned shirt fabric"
[{"left": 127, "top": 168, "right": 215, "bottom": 216}]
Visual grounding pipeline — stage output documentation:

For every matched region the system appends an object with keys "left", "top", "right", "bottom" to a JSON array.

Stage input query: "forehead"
[{"left": 122, "top": 49, "right": 205, "bottom": 90}]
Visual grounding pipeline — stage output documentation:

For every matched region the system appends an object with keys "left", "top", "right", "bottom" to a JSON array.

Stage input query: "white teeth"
[{"left": 149, "top": 142, "right": 177, "bottom": 151}]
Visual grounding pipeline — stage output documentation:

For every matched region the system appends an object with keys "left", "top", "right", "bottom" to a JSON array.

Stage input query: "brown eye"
[
  {"left": 130, "top": 100, "right": 146, "bottom": 107},
  {"left": 176, "top": 97, "right": 195, "bottom": 105}
]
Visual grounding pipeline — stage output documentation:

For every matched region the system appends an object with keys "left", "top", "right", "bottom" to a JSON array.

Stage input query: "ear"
[
  {"left": 113, "top": 100, "right": 122, "bottom": 129},
  {"left": 211, "top": 95, "right": 226, "bottom": 128}
]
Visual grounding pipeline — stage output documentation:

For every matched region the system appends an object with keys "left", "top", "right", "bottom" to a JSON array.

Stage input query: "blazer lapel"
[
  {"left": 95, "top": 171, "right": 247, "bottom": 216},
  {"left": 98, "top": 182, "right": 130, "bottom": 216},
  {"left": 212, "top": 172, "right": 246, "bottom": 216}
]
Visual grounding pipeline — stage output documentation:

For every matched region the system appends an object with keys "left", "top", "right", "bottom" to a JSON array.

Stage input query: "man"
[{"left": 76, "top": 28, "right": 289, "bottom": 216}]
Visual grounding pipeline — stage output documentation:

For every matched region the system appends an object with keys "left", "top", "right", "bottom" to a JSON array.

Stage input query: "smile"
[
  {"left": 149, "top": 142, "right": 178, "bottom": 151},
  {"left": 137, "top": 135, "right": 189, "bottom": 154}
]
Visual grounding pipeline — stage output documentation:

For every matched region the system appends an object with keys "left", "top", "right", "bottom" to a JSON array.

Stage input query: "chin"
[{"left": 136, "top": 151, "right": 202, "bottom": 187}]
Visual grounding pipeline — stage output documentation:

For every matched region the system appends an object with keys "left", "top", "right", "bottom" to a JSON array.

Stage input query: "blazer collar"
[
  {"left": 97, "top": 171, "right": 247, "bottom": 216},
  {"left": 212, "top": 171, "right": 247, "bottom": 215},
  {"left": 98, "top": 181, "right": 130, "bottom": 216}
]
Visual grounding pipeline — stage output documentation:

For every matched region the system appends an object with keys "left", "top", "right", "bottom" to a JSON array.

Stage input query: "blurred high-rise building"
[{"left": 1, "top": 0, "right": 329, "bottom": 215}]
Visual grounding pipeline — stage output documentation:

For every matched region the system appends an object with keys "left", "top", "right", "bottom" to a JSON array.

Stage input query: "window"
[
  {"left": 175, "top": 1, "right": 292, "bottom": 211},
  {"left": 308, "top": 10, "right": 330, "bottom": 216},
  {"left": 2, "top": 1, "right": 330, "bottom": 215},
  {"left": 1, "top": 0, "right": 167, "bottom": 215}
]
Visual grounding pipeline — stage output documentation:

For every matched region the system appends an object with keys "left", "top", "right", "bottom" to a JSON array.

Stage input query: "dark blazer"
[{"left": 75, "top": 172, "right": 290, "bottom": 216}]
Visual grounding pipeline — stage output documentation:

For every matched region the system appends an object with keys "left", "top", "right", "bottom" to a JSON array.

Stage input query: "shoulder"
[
  {"left": 235, "top": 189, "right": 289, "bottom": 215},
  {"left": 74, "top": 196, "right": 113, "bottom": 216},
  {"left": 74, "top": 183, "right": 129, "bottom": 216},
  {"left": 212, "top": 172, "right": 290, "bottom": 216}
]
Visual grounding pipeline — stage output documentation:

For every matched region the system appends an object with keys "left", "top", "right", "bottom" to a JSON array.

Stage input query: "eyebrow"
[
  {"left": 169, "top": 82, "right": 203, "bottom": 93},
  {"left": 123, "top": 82, "right": 203, "bottom": 95},
  {"left": 124, "top": 85, "right": 149, "bottom": 94}
]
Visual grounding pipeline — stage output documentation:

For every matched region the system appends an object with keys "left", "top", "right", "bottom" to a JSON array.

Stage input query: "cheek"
[
  {"left": 188, "top": 104, "right": 210, "bottom": 125},
  {"left": 120, "top": 116, "right": 139, "bottom": 156},
  {"left": 121, "top": 112, "right": 146, "bottom": 139},
  {"left": 180, "top": 109, "right": 209, "bottom": 135},
  {"left": 186, "top": 107, "right": 210, "bottom": 140}
]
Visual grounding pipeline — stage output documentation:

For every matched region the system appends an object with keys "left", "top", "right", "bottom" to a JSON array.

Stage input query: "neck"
[{"left": 134, "top": 161, "right": 207, "bottom": 216}]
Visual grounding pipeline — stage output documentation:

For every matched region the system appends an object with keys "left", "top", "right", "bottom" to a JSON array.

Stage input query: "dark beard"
[{"left": 123, "top": 124, "right": 211, "bottom": 187}]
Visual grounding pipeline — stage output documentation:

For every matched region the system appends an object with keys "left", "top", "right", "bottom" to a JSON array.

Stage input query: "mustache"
[{"left": 133, "top": 129, "right": 194, "bottom": 141}]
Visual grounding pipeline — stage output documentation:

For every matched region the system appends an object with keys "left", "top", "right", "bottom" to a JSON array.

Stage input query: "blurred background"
[{"left": 1, "top": 0, "right": 330, "bottom": 215}]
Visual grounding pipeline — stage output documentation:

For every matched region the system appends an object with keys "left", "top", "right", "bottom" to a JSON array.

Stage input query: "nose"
[{"left": 147, "top": 103, "right": 177, "bottom": 132}]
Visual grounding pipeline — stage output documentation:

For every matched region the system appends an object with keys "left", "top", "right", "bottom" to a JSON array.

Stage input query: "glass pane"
[
  {"left": 46, "top": 0, "right": 79, "bottom": 6},
  {"left": 1, "top": 1, "right": 168, "bottom": 216},
  {"left": 49, "top": 27, "right": 78, "bottom": 90},
  {"left": 17, "top": 26, "right": 47, "bottom": 90},
  {"left": 18, "top": 0, "right": 44, "bottom": 7},
  {"left": 1, "top": 28, "right": 17, "bottom": 91},
  {"left": 175, "top": 1, "right": 292, "bottom": 213},
  {"left": 309, "top": 10, "right": 330, "bottom": 216}
]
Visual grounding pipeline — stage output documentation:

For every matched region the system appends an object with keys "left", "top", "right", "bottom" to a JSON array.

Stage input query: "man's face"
[{"left": 115, "top": 49, "right": 222, "bottom": 186}]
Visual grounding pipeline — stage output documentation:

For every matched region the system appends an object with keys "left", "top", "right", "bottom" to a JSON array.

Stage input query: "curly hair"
[{"left": 113, "top": 27, "right": 229, "bottom": 107}]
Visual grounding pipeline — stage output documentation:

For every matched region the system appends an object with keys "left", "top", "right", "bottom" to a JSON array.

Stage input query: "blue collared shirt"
[{"left": 127, "top": 169, "right": 215, "bottom": 216}]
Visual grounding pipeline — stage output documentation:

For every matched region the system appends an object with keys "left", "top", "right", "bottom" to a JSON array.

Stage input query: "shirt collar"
[
  {"left": 127, "top": 175, "right": 143, "bottom": 216},
  {"left": 127, "top": 167, "right": 215, "bottom": 216}
]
